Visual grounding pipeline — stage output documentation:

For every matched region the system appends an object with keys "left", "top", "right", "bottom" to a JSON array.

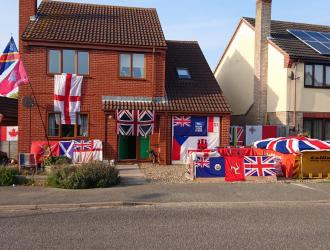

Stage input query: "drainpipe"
[
  {"left": 291, "top": 61, "right": 301, "bottom": 134},
  {"left": 293, "top": 62, "right": 297, "bottom": 131}
]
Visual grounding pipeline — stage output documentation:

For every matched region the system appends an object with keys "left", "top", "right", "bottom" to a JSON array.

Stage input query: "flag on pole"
[
  {"left": 0, "top": 37, "right": 27, "bottom": 97},
  {"left": 0, "top": 37, "right": 20, "bottom": 76},
  {"left": 0, "top": 60, "right": 29, "bottom": 96},
  {"left": 0, "top": 126, "right": 18, "bottom": 141}
]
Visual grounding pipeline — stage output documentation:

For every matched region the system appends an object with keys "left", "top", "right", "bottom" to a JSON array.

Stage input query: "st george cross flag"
[
  {"left": 244, "top": 156, "right": 276, "bottom": 176},
  {"left": 30, "top": 141, "right": 60, "bottom": 163},
  {"left": 116, "top": 110, "right": 155, "bottom": 136},
  {"left": 59, "top": 141, "right": 74, "bottom": 159},
  {"left": 54, "top": 74, "right": 83, "bottom": 124},
  {"left": 195, "top": 156, "right": 226, "bottom": 178},
  {"left": 73, "top": 140, "right": 103, "bottom": 163},
  {"left": 224, "top": 156, "right": 245, "bottom": 182}
]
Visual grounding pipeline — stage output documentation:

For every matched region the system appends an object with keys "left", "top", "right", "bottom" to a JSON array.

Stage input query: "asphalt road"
[
  {"left": 1, "top": 182, "right": 330, "bottom": 206},
  {"left": 0, "top": 201, "right": 329, "bottom": 250}
]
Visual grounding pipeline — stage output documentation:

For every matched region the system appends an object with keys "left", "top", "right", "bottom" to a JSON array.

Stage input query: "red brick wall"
[
  {"left": 19, "top": 0, "right": 37, "bottom": 50},
  {"left": 220, "top": 115, "right": 231, "bottom": 146},
  {"left": 18, "top": 44, "right": 166, "bottom": 154}
]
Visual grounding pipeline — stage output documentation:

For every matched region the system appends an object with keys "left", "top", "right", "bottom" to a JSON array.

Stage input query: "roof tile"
[
  {"left": 244, "top": 17, "right": 330, "bottom": 62},
  {"left": 23, "top": 0, "right": 167, "bottom": 48}
]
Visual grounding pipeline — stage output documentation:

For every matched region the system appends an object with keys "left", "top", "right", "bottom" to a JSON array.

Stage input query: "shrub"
[
  {"left": 44, "top": 156, "right": 72, "bottom": 166},
  {"left": 0, "top": 166, "right": 19, "bottom": 186},
  {"left": 47, "top": 161, "right": 120, "bottom": 189}
]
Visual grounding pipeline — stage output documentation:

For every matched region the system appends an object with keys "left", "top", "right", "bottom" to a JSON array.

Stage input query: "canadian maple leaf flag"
[
  {"left": 0, "top": 126, "right": 18, "bottom": 141},
  {"left": 54, "top": 73, "right": 83, "bottom": 124}
]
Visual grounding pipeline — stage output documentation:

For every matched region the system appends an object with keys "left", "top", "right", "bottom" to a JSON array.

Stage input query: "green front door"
[
  {"left": 139, "top": 136, "right": 150, "bottom": 160},
  {"left": 118, "top": 135, "right": 150, "bottom": 161},
  {"left": 119, "top": 135, "right": 136, "bottom": 160}
]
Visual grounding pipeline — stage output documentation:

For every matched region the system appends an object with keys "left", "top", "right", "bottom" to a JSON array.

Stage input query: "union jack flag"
[
  {"left": 116, "top": 110, "right": 155, "bottom": 136},
  {"left": 73, "top": 140, "right": 93, "bottom": 152},
  {"left": 194, "top": 157, "right": 210, "bottom": 168},
  {"left": 244, "top": 156, "right": 276, "bottom": 176},
  {"left": 173, "top": 116, "right": 191, "bottom": 127},
  {"left": 73, "top": 140, "right": 103, "bottom": 163}
]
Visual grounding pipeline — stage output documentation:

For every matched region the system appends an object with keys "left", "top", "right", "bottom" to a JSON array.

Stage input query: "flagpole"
[{"left": 26, "top": 74, "right": 53, "bottom": 158}]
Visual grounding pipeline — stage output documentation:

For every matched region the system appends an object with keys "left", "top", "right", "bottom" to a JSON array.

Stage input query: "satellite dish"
[{"left": 22, "top": 96, "right": 35, "bottom": 108}]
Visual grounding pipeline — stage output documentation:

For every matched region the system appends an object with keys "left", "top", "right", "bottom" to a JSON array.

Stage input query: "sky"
[{"left": 1, "top": 0, "right": 330, "bottom": 70}]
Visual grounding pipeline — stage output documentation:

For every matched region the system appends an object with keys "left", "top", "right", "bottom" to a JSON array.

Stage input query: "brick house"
[
  {"left": 19, "top": 0, "right": 231, "bottom": 164},
  {"left": 214, "top": 0, "right": 330, "bottom": 140}
]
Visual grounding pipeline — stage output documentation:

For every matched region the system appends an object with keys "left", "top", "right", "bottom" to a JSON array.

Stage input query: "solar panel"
[{"left": 287, "top": 29, "right": 330, "bottom": 55}]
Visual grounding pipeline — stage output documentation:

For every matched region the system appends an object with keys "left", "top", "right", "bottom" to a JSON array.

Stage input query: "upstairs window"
[
  {"left": 304, "top": 64, "right": 330, "bottom": 88},
  {"left": 63, "top": 50, "right": 75, "bottom": 74},
  {"left": 120, "top": 53, "right": 145, "bottom": 79},
  {"left": 49, "top": 50, "right": 61, "bottom": 74},
  {"left": 177, "top": 68, "right": 191, "bottom": 79},
  {"left": 48, "top": 49, "right": 89, "bottom": 75}
]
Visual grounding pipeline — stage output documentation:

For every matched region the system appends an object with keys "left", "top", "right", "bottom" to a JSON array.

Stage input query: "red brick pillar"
[
  {"left": 159, "top": 114, "right": 171, "bottom": 165},
  {"left": 19, "top": 0, "right": 37, "bottom": 51},
  {"left": 220, "top": 115, "right": 231, "bottom": 146}
]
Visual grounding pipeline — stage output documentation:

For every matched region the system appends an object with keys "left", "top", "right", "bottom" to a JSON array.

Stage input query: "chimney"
[
  {"left": 19, "top": 0, "right": 38, "bottom": 50},
  {"left": 253, "top": 0, "right": 272, "bottom": 125}
]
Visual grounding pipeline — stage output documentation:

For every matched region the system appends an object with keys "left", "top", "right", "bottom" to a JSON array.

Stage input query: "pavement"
[
  {"left": 0, "top": 181, "right": 329, "bottom": 210},
  {"left": 116, "top": 164, "right": 147, "bottom": 185}
]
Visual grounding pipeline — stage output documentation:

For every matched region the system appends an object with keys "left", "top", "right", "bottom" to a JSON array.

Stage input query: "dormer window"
[{"left": 177, "top": 68, "right": 191, "bottom": 79}]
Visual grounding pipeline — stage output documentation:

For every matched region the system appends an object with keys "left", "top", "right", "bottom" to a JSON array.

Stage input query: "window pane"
[
  {"left": 326, "top": 66, "right": 330, "bottom": 86},
  {"left": 325, "top": 120, "right": 330, "bottom": 140},
  {"left": 177, "top": 68, "right": 191, "bottom": 79},
  {"left": 49, "top": 50, "right": 61, "bottom": 74},
  {"left": 63, "top": 50, "right": 76, "bottom": 74},
  {"left": 61, "top": 124, "right": 75, "bottom": 138},
  {"left": 78, "top": 51, "right": 89, "bottom": 75},
  {"left": 120, "top": 54, "right": 131, "bottom": 77},
  {"left": 314, "top": 65, "right": 324, "bottom": 86},
  {"left": 312, "top": 120, "right": 323, "bottom": 140},
  {"left": 77, "top": 114, "right": 89, "bottom": 137},
  {"left": 304, "top": 65, "right": 313, "bottom": 86},
  {"left": 48, "top": 113, "right": 60, "bottom": 136},
  {"left": 303, "top": 120, "right": 312, "bottom": 137},
  {"left": 132, "top": 54, "right": 145, "bottom": 78}
]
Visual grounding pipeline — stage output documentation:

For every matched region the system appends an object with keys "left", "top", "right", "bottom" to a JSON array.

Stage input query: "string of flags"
[
  {"left": 230, "top": 125, "right": 288, "bottom": 146},
  {"left": 0, "top": 37, "right": 29, "bottom": 97},
  {"left": 30, "top": 140, "right": 103, "bottom": 164},
  {"left": 190, "top": 152, "right": 279, "bottom": 181}
]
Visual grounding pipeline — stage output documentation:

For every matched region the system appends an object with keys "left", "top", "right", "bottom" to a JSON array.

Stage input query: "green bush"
[
  {"left": 0, "top": 167, "right": 19, "bottom": 186},
  {"left": 47, "top": 161, "right": 120, "bottom": 189},
  {"left": 44, "top": 156, "right": 72, "bottom": 166}
]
